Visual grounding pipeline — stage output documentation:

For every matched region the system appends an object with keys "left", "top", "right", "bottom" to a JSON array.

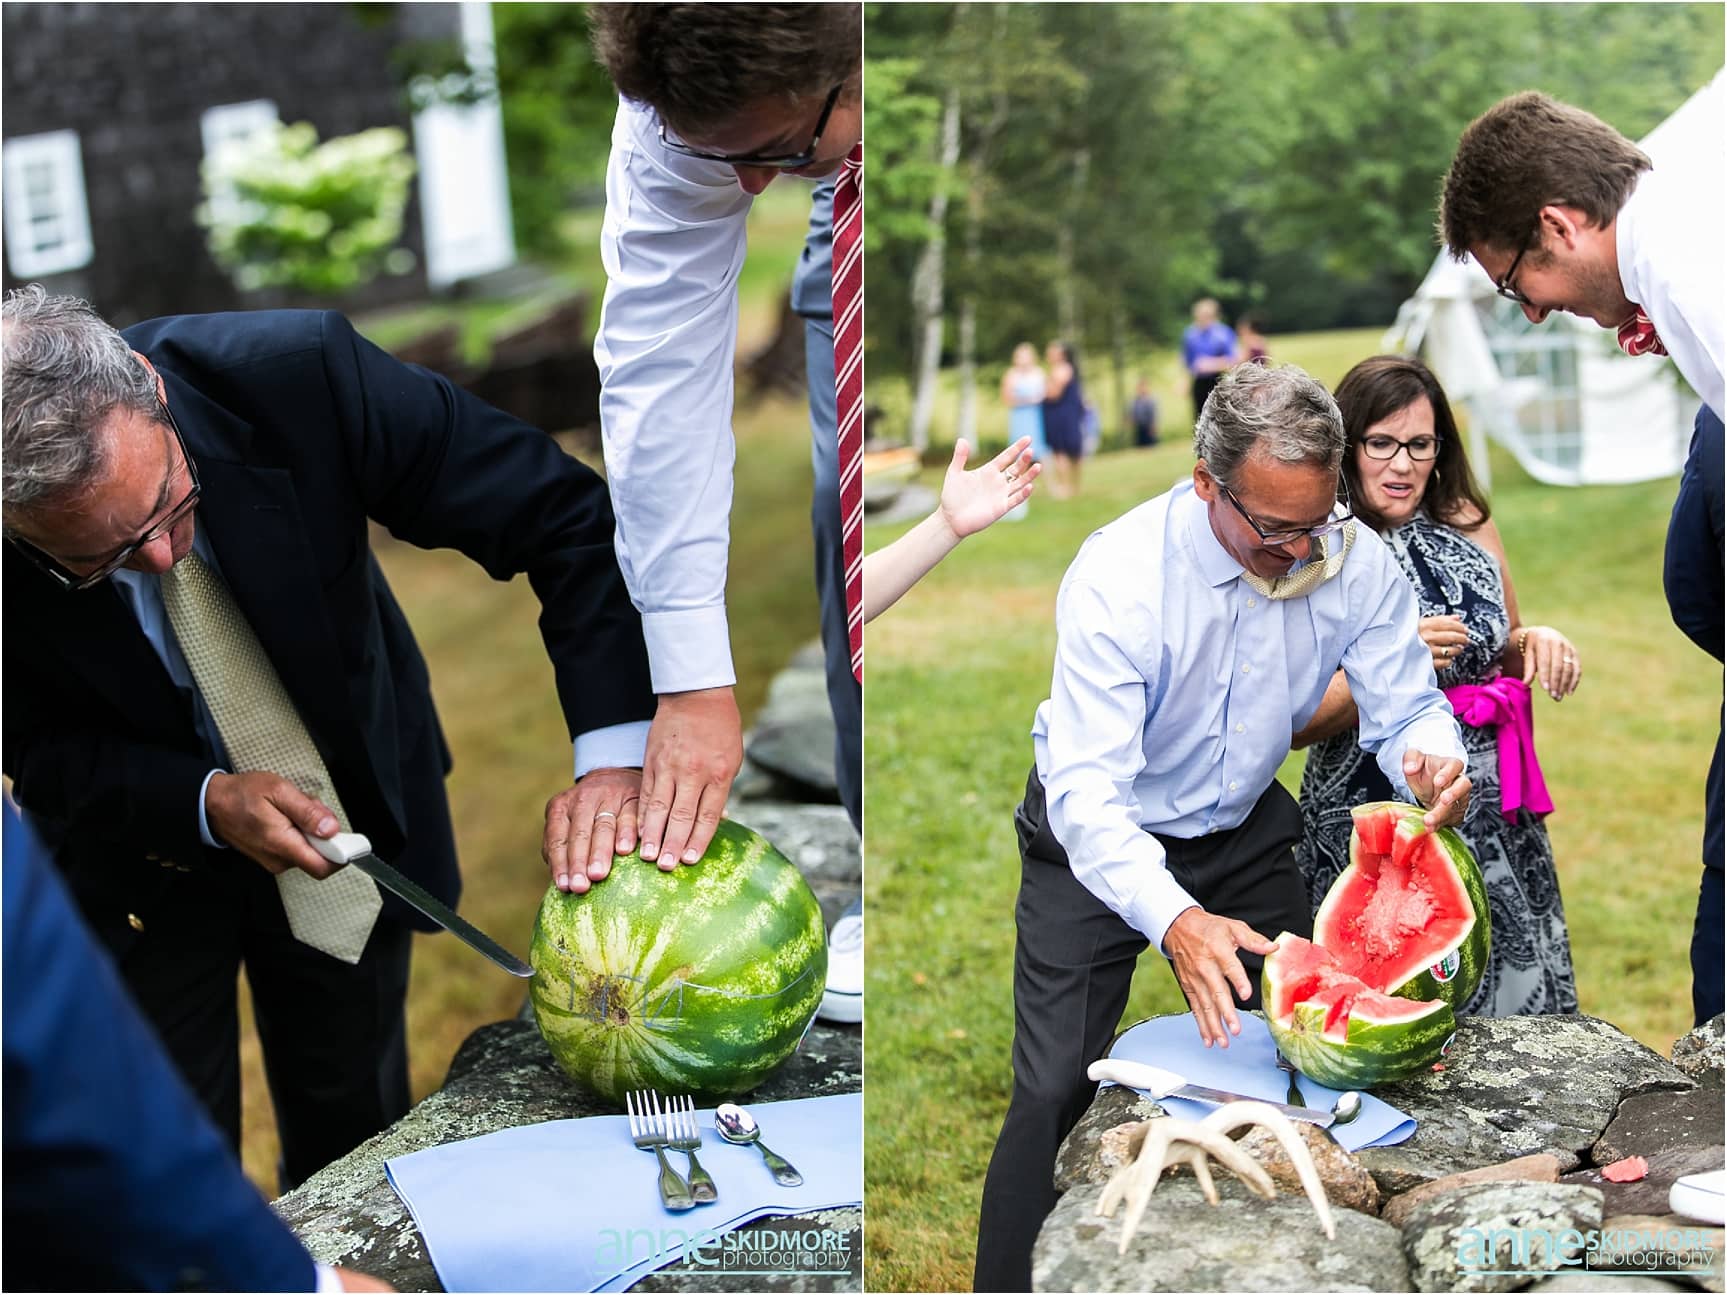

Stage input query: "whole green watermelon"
[{"left": 529, "top": 818, "right": 827, "bottom": 1104}]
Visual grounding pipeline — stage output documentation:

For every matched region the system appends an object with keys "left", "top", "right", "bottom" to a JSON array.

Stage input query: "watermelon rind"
[
  {"left": 1268, "top": 987, "right": 1455, "bottom": 1089},
  {"left": 1318, "top": 800, "right": 1490, "bottom": 1010},
  {"left": 528, "top": 818, "right": 827, "bottom": 1105}
]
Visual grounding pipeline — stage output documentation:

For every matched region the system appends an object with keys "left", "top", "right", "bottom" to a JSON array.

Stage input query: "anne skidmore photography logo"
[
  {"left": 596, "top": 1224, "right": 855, "bottom": 1278},
  {"left": 1454, "top": 1222, "right": 1721, "bottom": 1280}
]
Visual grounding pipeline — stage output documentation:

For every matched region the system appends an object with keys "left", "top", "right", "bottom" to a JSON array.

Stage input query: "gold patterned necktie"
[
  {"left": 1238, "top": 520, "right": 1357, "bottom": 600},
  {"left": 160, "top": 552, "right": 381, "bottom": 963}
]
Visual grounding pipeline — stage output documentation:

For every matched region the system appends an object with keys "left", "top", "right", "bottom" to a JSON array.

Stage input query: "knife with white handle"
[
  {"left": 303, "top": 830, "right": 533, "bottom": 978},
  {"left": 1087, "top": 1057, "right": 1335, "bottom": 1127}
]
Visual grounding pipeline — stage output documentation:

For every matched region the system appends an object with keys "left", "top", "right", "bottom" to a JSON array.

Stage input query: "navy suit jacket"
[
  {"left": 3, "top": 310, "right": 655, "bottom": 944},
  {"left": 2, "top": 803, "right": 318, "bottom": 1291},
  {"left": 1665, "top": 405, "right": 1725, "bottom": 871}
]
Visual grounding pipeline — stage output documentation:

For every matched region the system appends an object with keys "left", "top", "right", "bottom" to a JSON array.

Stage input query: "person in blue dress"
[
  {"left": 1001, "top": 341, "right": 1048, "bottom": 463},
  {"left": 1041, "top": 340, "right": 1086, "bottom": 499},
  {"left": 1293, "top": 355, "right": 1581, "bottom": 1016}
]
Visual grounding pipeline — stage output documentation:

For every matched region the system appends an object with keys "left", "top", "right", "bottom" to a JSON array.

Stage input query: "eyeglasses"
[
  {"left": 1219, "top": 479, "right": 1354, "bottom": 548},
  {"left": 7, "top": 401, "right": 201, "bottom": 591},
  {"left": 1494, "top": 233, "right": 1536, "bottom": 307},
  {"left": 659, "top": 82, "right": 844, "bottom": 169},
  {"left": 1359, "top": 432, "right": 1440, "bottom": 461}
]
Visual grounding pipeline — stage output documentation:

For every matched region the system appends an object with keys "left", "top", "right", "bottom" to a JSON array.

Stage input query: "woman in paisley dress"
[{"left": 1294, "top": 356, "right": 1582, "bottom": 1016}]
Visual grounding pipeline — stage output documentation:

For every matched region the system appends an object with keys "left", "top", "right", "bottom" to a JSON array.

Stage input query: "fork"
[
  {"left": 626, "top": 1089, "right": 695, "bottom": 1211},
  {"left": 1275, "top": 1051, "right": 1306, "bottom": 1107},
  {"left": 666, "top": 1094, "right": 719, "bottom": 1204}
]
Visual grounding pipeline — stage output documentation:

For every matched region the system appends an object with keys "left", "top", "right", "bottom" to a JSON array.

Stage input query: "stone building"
[{"left": 0, "top": 1, "right": 515, "bottom": 324}]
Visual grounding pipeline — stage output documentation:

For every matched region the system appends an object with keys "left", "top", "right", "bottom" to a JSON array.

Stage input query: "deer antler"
[{"left": 1095, "top": 1104, "right": 1336, "bottom": 1255}]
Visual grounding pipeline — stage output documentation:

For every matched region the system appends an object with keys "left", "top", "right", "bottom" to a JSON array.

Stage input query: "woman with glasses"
[{"left": 1293, "top": 354, "right": 1581, "bottom": 1016}]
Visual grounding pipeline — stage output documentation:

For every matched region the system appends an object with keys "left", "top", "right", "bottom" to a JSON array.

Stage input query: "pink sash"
[{"left": 1443, "top": 677, "right": 1554, "bottom": 822}]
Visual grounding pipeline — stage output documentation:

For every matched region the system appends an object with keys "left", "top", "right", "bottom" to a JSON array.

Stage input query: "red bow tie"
[{"left": 1616, "top": 308, "right": 1668, "bottom": 358}]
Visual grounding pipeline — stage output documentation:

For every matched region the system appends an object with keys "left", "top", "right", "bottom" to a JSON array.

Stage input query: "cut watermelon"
[
  {"left": 1264, "top": 802, "right": 1488, "bottom": 1089},
  {"left": 1265, "top": 934, "right": 1457, "bottom": 1087},
  {"left": 1317, "top": 802, "right": 1490, "bottom": 1009}
]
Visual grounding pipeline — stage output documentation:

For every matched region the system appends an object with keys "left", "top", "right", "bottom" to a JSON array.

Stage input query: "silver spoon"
[
  {"left": 1275, "top": 1053, "right": 1362, "bottom": 1127},
  {"left": 715, "top": 1102, "right": 804, "bottom": 1186}
]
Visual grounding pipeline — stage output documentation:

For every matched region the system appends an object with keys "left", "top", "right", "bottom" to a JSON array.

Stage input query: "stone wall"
[{"left": 1038, "top": 1013, "right": 1724, "bottom": 1293}]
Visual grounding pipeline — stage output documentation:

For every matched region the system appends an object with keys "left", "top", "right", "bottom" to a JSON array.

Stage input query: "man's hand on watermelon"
[
  {"left": 1162, "top": 907, "right": 1278, "bottom": 1047},
  {"left": 1402, "top": 750, "right": 1472, "bottom": 829},
  {"left": 639, "top": 686, "right": 743, "bottom": 871},
  {"left": 543, "top": 767, "right": 644, "bottom": 894},
  {"left": 204, "top": 771, "right": 348, "bottom": 879}
]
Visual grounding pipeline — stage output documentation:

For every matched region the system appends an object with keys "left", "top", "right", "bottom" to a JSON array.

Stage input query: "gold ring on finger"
[{"left": 595, "top": 810, "right": 617, "bottom": 820}]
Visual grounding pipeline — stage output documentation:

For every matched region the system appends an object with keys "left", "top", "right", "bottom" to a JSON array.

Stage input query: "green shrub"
[{"left": 198, "top": 122, "right": 418, "bottom": 295}]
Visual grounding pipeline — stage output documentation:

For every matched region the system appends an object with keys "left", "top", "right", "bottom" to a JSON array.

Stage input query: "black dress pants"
[
  {"left": 115, "top": 859, "right": 413, "bottom": 1193},
  {"left": 973, "top": 767, "right": 1312, "bottom": 1292}
]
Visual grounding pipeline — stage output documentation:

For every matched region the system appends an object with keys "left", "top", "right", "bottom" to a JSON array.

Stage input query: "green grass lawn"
[
  {"left": 861, "top": 357, "right": 1715, "bottom": 1290},
  {"left": 234, "top": 183, "right": 822, "bottom": 1195}
]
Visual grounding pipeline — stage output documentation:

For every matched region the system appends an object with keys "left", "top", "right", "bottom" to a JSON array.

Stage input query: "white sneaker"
[{"left": 818, "top": 901, "right": 862, "bottom": 1024}]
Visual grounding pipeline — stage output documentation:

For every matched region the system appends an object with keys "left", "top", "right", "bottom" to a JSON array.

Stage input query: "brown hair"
[
  {"left": 588, "top": 4, "right": 860, "bottom": 138},
  {"left": 1335, "top": 356, "right": 1491, "bottom": 534},
  {"left": 1438, "top": 91, "right": 1649, "bottom": 259}
]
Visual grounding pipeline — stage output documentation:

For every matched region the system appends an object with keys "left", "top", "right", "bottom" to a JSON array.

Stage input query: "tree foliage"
[
  {"left": 865, "top": 2, "right": 1724, "bottom": 379},
  {"left": 492, "top": 2, "right": 623, "bottom": 261}
]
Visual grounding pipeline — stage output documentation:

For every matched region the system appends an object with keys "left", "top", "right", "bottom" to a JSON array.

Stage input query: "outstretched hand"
[
  {"left": 938, "top": 436, "right": 1041, "bottom": 540},
  {"left": 1162, "top": 906, "right": 1278, "bottom": 1047}
]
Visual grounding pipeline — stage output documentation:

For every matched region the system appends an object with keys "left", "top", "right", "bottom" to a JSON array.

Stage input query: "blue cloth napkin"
[
  {"left": 1105, "top": 1014, "right": 1415, "bottom": 1152},
  {"left": 384, "top": 1092, "right": 862, "bottom": 1293}
]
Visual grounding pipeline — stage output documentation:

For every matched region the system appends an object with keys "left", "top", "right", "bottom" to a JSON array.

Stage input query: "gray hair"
[
  {"left": 1193, "top": 362, "right": 1344, "bottom": 484},
  {"left": 2, "top": 285, "right": 159, "bottom": 511}
]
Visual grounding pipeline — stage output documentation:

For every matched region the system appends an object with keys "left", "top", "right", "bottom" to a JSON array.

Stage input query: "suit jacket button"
[
  {"left": 159, "top": 859, "right": 176, "bottom": 869},
  {"left": 127, "top": 913, "right": 146, "bottom": 932},
  {"left": 175, "top": 865, "right": 192, "bottom": 873},
  {"left": 145, "top": 852, "right": 160, "bottom": 861}
]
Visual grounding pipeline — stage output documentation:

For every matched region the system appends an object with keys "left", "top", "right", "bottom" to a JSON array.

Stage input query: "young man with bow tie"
[{"left": 1440, "top": 83, "right": 1724, "bottom": 1025}]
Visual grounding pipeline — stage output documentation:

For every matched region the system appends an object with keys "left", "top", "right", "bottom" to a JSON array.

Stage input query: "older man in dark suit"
[{"left": 1, "top": 287, "right": 655, "bottom": 1188}]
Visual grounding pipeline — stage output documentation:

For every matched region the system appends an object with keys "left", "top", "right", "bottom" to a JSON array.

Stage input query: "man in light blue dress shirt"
[{"left": 974, "top": 364, "right": 1472, "bottom": 1291}]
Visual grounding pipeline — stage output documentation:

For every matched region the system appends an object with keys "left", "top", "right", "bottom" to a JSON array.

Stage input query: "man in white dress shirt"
[
  {"left": 973, "top": 364, "right": 1472, "bottom": 1291},
  {"left": 1439, "top": 86, "right": 1723, "bottom": 421},
  {"left": 549, "top": 5, "right": 863, "bottom": 907},
  {"left": 1441, "top": 84, "right": 1724, "bottom": 1026}
]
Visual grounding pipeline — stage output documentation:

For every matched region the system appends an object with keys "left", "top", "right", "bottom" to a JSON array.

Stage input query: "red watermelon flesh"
[
  {"left": 1317, "top": 811, "right": 1476, "bottom": 993},
  {"left": 1264, "top": 936, "right": 1448, "bottom": 1047},
  {"left": 1263, "top": 936, "right": 1354, "bottom": 1019}
]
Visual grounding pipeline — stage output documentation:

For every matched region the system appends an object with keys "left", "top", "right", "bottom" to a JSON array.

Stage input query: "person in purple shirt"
[{"left": 1182, "top": 297, "right": 1240, "bottom": 422}]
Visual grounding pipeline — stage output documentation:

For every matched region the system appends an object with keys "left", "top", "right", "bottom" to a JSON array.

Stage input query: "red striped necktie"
[
  {"left": 1616, "top": 306, "right": 1668, "bottom": 358},
  {"left": 833, "top": 143, "right": 864, "bottom": 683}
]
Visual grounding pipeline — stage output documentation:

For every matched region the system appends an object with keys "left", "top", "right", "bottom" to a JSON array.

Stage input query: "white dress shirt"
[
  {"left": 1616, "top": 132, "right": 1725, "bottom": 419},
  {"left": 594, "top": 98, "right": 757, "bottom": 695},
  {"left": 1031, "top": 481, "right": 1465, "bottom": 954}
]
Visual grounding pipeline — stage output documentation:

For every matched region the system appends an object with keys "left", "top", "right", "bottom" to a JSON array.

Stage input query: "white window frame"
[
  {"left": 200, "top": 100, "right": 280, "bottom": 223},
  {"left": 3, "top": 130, "right": 94, "bottom": 278}
]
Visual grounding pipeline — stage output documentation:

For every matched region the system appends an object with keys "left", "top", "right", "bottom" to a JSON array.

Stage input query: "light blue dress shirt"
[
  {"left": 112, "top": 530, "right": 650, "bottom": 849},
  {"left": 1031, "top": 480, "right": 1465, "bottom": 954}
]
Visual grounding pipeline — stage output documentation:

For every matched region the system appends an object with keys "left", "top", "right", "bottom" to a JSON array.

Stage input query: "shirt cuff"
[
  {"left": 314, "top": 1262, "right": 344, "bottom": 1294},
  {"left": 198, "top": 768, "right": 230, "bottom": 850},
  {"left": 640, "top": 606, "right": 736, "bottom": 694},
  {"left": 573, "top": 722, "right": 653, "bottom": 780},
  {"left": 1130, "top": 875, "right": 1203, "bottom": 958}
]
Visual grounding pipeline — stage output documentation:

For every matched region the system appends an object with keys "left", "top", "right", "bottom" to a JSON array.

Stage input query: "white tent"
[{"left": 1383, "top": 70, "right": 1723, "bottom": 487}]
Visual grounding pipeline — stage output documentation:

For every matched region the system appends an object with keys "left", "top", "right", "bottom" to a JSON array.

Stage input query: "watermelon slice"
[
  {"left": 1264, "top": 802, "right": 1488, "bottom": 1089},
  {"left": 1317, "top": 802, "right": 1490, "bottom": 1009},
  {"left": 1264, "top": 934, "right": 1456, "bottom": 1087}
]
